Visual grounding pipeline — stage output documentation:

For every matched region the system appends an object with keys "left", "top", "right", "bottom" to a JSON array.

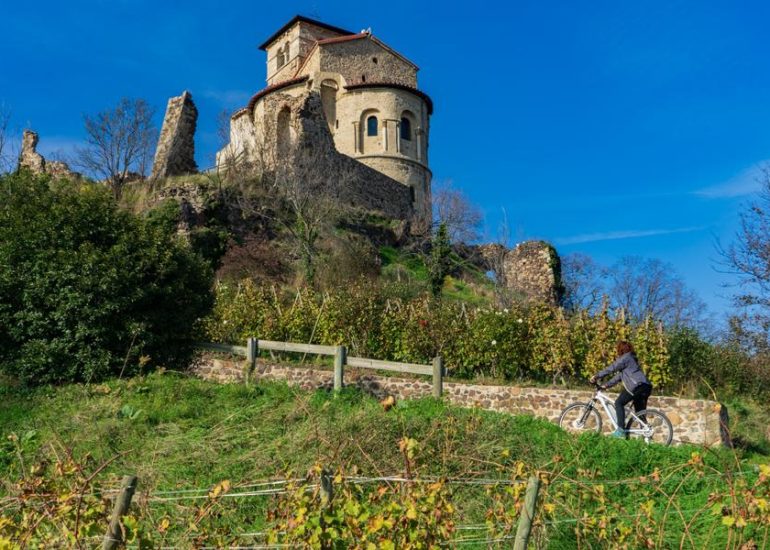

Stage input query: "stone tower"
[
  {"left": 151, "top": 91, "right": 198, "bottom": 180},
  {"left": 217, "top": 16, "right": 432, "bottom": 226}
]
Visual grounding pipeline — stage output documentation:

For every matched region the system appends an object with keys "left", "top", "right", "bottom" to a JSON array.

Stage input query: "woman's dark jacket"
[{"left": 596, "top": 352, "right": 651, "bottom": 393}]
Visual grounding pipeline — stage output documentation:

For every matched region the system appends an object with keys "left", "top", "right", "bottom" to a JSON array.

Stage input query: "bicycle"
[{"left": 558, "top": 382, "right": 673, "bottom": 446}]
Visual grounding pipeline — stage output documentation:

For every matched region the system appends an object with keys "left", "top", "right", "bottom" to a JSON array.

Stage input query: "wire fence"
[{"left": 7, "top": 463, "right": 759, "bottom": 549}]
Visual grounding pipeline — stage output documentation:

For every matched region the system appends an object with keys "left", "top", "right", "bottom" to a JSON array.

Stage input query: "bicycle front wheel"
[
  {"left": 625, "top": 409, "right": 673, "bottom": 446},
  {"left": 558, "top": 403, "right": 602, "bottom": 435}
]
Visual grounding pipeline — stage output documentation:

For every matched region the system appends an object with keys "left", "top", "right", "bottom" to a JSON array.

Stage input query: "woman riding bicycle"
[{"left": 590, "top": 341, "right": 652, "bottom": 438}]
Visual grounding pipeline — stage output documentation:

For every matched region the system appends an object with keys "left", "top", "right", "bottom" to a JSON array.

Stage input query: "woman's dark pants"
[{"left": 615, "top": 383, "right": 652, "bottom": 431}]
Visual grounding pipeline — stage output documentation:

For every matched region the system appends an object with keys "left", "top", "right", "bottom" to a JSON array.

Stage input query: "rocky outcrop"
[
  {"left": 18, "top": 130, "right": 46, "bottom": 174},
  {"left": 18, "top": 130, "right": 77, "bottom": 179},
  {"left": 151, "top": 91, "right": 198, "bottom": 180}
]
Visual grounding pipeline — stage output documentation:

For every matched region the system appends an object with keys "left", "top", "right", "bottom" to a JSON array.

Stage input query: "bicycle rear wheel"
[
  {"left": 625, "top": 409, "right": 673, "bottom": 446},
  {"left": 558, "top": 403, "right": 602, "bottom": 435}
]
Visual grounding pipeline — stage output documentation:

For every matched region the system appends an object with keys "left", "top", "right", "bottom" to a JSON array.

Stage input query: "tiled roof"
[
  {"left": 246, "top": 75, "right": 309, "bottom": 113},
  {"left": 258, "top": 15, "right": 354, "bottom": 51},
  {"left": 293, "top": 32, "right": 418, "bottom": 79},
  {"left": 344, "top": 82, "right": 433, "bottom": 114},
  {"left": 316, "top": 33, "right": 368, "bottom": 45}
]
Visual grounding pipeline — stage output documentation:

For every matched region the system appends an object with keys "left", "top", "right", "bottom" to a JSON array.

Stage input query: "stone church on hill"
[{"left": 217, "top": 15, "right": 433, "bottom": 227}]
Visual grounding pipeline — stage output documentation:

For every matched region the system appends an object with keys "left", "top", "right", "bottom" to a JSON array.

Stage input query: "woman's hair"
[{"left": 616, "top": 341, "right": 635, "bottom": 357}]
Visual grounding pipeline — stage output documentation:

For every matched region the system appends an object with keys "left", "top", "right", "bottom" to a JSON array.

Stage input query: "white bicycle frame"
[{"left": 590, "top": 389, "right": 654, "bottom": 438}]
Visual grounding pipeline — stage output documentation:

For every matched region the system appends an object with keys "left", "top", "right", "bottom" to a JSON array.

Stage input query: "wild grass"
[{"left": 0, "top": 373, "right": 765, "bottom": 547}]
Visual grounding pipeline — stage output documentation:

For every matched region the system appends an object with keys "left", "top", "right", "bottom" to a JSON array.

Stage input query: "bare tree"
[
  {"left": 482, "top": 208, "right": 522, "bottom": 307},
  {"left": 607, "top": 256, "right": 707, "bottom": 328},
  {"left": 432, "top": 179, "right": 482, "bottom": 244},
  {"left": 233, "top": 136, "right": 349, "bottom": 285},
  {"left": 75, "top": 98, "right": 156, "bottom": 197},
  {"left": 561, "top": 252, "right": 608, "bottom": 313},
  {"left": 719, "top": 166, "right": 770, "bottom": 349},
  {"left": 0, "top": 103, "right": 13, "bottom": 174}
]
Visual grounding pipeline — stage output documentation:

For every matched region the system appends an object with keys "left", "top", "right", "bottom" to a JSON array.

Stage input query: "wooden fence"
[{"left": 196, "top": 339, "right": 445, "bottom": 398}]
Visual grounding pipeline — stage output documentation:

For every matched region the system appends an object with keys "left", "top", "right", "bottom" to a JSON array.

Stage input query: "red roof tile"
[
  {"left": 258, "top": 15, "right": 354, "bottom": 51},
  {"left": 246, "top": 75, "right": 309, "bottom": 113}
]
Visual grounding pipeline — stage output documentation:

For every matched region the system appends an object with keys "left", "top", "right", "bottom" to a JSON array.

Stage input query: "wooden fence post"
[
  {"left": 432, "top": 356, "right": 444, "bottom": 398},
  {"left": 334, "top": 346, "right": 346, "bottom": 392},
  {"left": 320, "top": 468, "right": 334, "bottom": 506},
  {"left": 513, "top": 475, "right": 541, "bottom": 550},
  {"left": 102, "top": 475, "right": 138, "bottom": 550},
  {"left": 246, "top": 337, "right": 258, "bottom": 381}
]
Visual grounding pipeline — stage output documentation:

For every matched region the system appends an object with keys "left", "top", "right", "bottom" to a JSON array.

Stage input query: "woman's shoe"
[{"left": 611, "top": 429, "right": 626, "bottom": 438}]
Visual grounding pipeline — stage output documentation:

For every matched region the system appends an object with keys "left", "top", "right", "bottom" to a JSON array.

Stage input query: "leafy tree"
[
  {"left": 0, "top": 171, "right": 213, "bottom": 385},
  {"left": 428, "top": 222, "right": 452, "bottom": 297}
]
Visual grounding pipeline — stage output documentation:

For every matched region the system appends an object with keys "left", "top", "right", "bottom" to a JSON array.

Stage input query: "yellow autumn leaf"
[
  {"left": 370, "top": 516, "right": 384, "bottom": 532},
  {"left": 722, "top": 516, "right": 735, "bottom": 527},
  {"left": 406, "top": 506, "right": 417, "bottom": 519}
]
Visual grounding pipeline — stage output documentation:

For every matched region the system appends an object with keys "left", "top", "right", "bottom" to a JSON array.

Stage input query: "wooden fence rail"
[{"left": 195, "top": 338, "right": 445, "bottom": 398}]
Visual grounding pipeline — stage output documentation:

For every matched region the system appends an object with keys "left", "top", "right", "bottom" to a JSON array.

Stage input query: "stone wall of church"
[
  {"left": 316, "top": 38, "right": 417, "bottom": 87},
  {"left": 249, "top": 90, "right": 415, "bottom": 221}
]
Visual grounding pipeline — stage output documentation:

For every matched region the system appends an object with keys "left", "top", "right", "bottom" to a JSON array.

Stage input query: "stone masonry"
[
  {"left": 18, "top": 129, "right": 77, "bottom": 179},
  {"left": 18, "top": 130, "right": 46, "bottom": 173},
  {"left": 218, "top": 16, "right": 433, "bottom": 227},
  {"left": 503, "top": 241, "right": 564, "bottom": 305},
  {"left": 193, "top": 355, "right": 728, "bottom": 447},
  {"left": 151, "top": 91, "right": 198, "bottom": 180},
  {"left": 477, "top": 240, "right": 564, "bottom": 305}
]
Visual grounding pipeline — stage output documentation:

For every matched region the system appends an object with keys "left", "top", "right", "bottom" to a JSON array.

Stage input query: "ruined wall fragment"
[
  {"left": 17, "top": 129, "right": 77, "bottom": 179},
  {"left": 151, "top": 91, "right": 198, "bottom": 180}
]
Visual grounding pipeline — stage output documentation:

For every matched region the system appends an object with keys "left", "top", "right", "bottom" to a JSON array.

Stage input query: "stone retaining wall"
[{"left": 192, "top": 356, "right": 728, "bottom": 447}]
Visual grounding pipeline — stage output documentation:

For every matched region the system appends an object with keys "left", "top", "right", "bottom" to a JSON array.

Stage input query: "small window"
[
  {"left": 410, "top": 186, "right": 416, "bottom": 203},
  {"left": 372, "top": 57, "right": 378, "bottom": 64},
  {"left": 367, "top": 116, "right": 378, "bottom": 136},
  {"left": 400, "top": 118, "right": 411, "bottom": 141},
  {"left": 361, "top": 74, "right": 366, "bottom": 82}
]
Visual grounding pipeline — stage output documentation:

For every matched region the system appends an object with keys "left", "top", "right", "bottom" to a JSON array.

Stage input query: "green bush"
[
  {"left": 202, "top": 279, "right": 673, "bottom": 383},
  {"left": 0, "top": 172, "right": 214, "bottom": 385}
]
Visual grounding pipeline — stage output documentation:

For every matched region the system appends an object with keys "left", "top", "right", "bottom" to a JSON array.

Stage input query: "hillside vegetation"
[{"left": 1, "top": 373, "right": 767, "bottom": 548}]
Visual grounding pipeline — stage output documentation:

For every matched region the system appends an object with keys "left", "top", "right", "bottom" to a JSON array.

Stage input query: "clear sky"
[{"left": 2, "top": 0, "right": 768, "bottom": 320}]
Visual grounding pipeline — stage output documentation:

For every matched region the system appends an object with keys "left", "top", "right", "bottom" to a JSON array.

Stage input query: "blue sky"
[{"left": 2, "top": 0, "right": 768, "bottom": 319}]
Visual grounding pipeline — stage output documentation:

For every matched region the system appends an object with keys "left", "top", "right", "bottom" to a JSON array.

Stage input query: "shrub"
[
  {"left": 0, "top": 172, "right": 213, "bottom": 385},
  {"left": 203, "top": 280, "right": 673, "bottom": 383}
]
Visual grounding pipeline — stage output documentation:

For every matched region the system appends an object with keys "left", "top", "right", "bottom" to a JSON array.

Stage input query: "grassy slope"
[{"left": 1, "top": 373, "right": 763, "bottom": 547}]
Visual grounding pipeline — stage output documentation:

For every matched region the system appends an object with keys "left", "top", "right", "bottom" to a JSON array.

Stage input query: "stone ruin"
[
  {"left": 151, "top": 91, "right": 198, "bottom": 180},
  {"left": 17, "top": 129, "right": 77, "bottom": 179},
  {"left": 478, "top": 240, "right": 564, "bottom": 305}
]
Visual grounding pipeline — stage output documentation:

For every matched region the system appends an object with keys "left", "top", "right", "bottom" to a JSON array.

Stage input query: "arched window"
[
  {"left": 276, "top": 47, "right": 285, "bottom": 68},
  {"left": 400, "top": 117, "right": 411, "bottom": 141},
  {"left": 367, "top": 116, "right": 378, "bottom": 136}
]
